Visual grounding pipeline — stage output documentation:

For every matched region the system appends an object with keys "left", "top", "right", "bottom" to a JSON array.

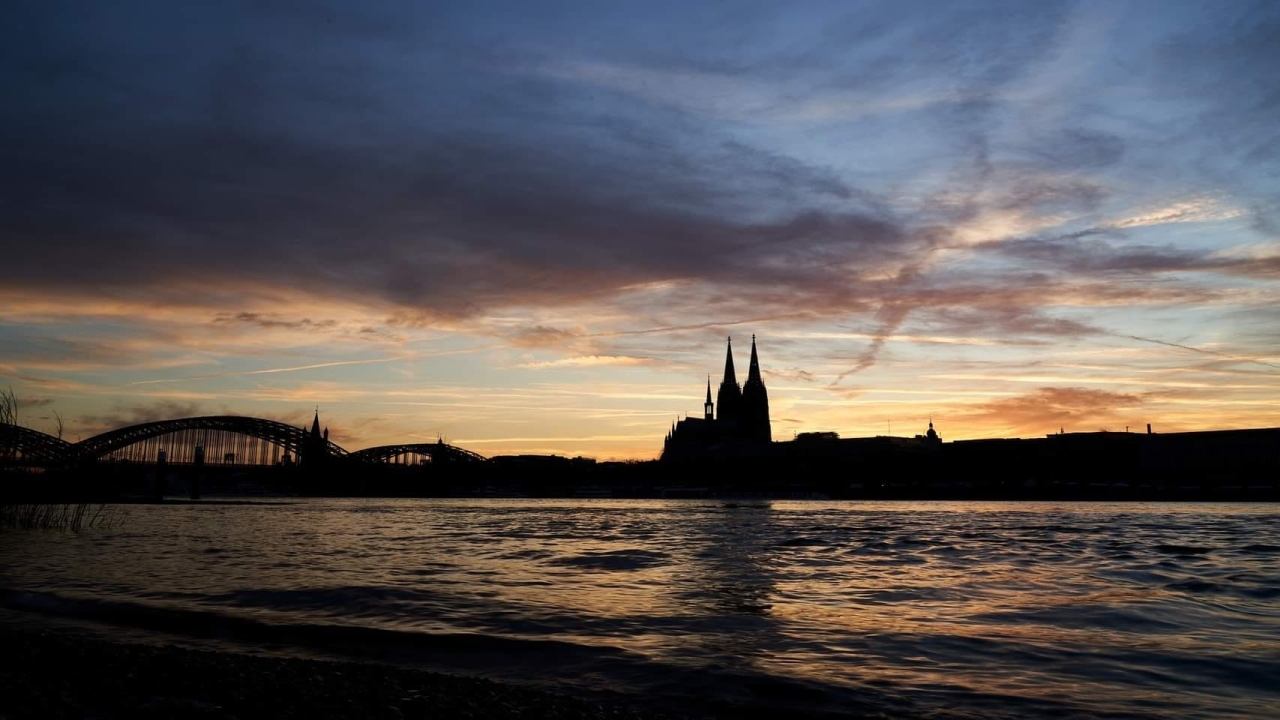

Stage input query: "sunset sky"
[{"left": 2, "top": 1, "right": 1278, "bottom": 459}]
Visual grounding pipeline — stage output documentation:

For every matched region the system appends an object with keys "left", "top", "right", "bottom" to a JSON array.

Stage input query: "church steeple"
[
  {"left": 747, "top": 334, "right": 762, "bottom": 383},
  {"left": 740, "top": 334, "right": 771, "bottom": 442},
  {"left": 716, "top": 336, "right": 743, "bottom": 425},
  {"left": 704, "top": 376, "right": 714, "bottom": 420},
  {"left": 722, "top": 336, "right": 737, "bottom": 387},
  {"left": 302, "top": 408, "right": 325, "bottom": 467}
]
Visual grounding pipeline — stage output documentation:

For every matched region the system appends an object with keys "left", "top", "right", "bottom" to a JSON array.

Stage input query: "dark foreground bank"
[
  {"left": 0, "top": 624, "right": 672, "bottom": 720},
  {"left": 0, "top": 625, "right": 892, "bottom": 720}
]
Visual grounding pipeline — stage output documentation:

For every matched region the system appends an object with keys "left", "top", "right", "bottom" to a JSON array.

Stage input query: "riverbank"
[
  {"left": 1, "top": 623, "right": 695, "bottom": 719},
  {"left": 1, "top": 623, "right": 895, "bottom": 720}
]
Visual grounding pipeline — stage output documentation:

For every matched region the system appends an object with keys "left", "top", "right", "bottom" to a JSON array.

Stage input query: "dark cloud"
[
  {"left": 253, "top": 409, "right": 322, "bottom": 432},
  {"left": 1222, "top": 255, "right": 1280, "bottom": 281},
  {"left": 0, "top": 0, "right": 1053, "bottom": 329},
  {"left": 998, "top": 176, "right": 1108, "bottom": 215},
  {"left": 78, "top": 400, "right": 210, "bottom": 434},
  {"left": 2, "top": 0, "right": 1276, "bottom": 354},
  {"left": 508, "top": 326, "right": 588, "bottom": 350},
  {"left": 990, "top": 235, "right": 1203, "bottom": 275},
  {"left": 1, "top": 53, "right": 906, "bottom": 321},
  {"left": 213, "top": 313, "right": 338, "bottom": 331},
  {"left": 75, "top": 401, "right": 317, "bottom": 436},
  {"left": 983, "top": 232, "right": 1280, "bottom": 282}
]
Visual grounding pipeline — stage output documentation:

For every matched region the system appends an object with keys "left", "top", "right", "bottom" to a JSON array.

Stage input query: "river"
[{"left": 2, "top": 499, "right": 1277, "bottom": 718}]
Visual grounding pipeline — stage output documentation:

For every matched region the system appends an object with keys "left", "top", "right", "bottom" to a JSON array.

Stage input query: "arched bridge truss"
[
  {"left": 73, "top": 416, "right": 348, "bottom": 464},
  {"left": 3, "top": 417, "right": 484, "bottom": 468},
  {"left": 348, "top": 442, "right": 486, "bottom": 465},
  {"left": 0, "top": 424, "right": 72, "bottom": 465}
]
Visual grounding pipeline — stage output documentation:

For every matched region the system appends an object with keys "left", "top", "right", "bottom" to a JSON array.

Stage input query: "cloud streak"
[
  {"left": 2, "top": 0, "right": 1279, "bottom": 456},
  {"left": 127, "top": 357, "right": 412, "bottom": 386}
]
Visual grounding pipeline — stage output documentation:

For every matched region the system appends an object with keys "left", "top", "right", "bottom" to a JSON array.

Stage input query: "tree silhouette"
[{"left": 0, "top": 387, "right": 16, "bottom": 426}]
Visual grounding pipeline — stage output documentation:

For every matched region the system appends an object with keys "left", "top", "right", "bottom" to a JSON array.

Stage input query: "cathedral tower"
[
  {"left": 740, "top": 334, "right": 772, "bottom": 442},
  {"left": 716, "top": 337, "right": 742, "bottom": 427},
  {"left": 302, "top": 409, "right": 326, "bottom": 466}
]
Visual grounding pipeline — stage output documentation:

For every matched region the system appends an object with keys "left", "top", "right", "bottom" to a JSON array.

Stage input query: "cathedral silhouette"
[{"left": 662, "top": 336, "right": 771, "bottom": 458}]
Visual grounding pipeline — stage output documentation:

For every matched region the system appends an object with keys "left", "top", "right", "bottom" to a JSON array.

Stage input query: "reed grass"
[{"left": 0, "top": 503, "right": 128, "bottom": 531}]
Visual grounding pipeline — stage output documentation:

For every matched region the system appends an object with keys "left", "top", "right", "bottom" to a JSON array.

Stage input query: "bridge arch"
[
  {"left": 73, "top": 416, "right": 348, "bottom": 465},
  {"left": 0, "top": 423, "right": 73, "bottom": 466},
  {"left": 349, "top": 442, "right": 486, "bottom": 465}
]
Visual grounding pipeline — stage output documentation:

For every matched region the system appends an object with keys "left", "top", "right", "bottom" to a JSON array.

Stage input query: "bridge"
[
  {"left": 0, "top": 423, "right": 73, "bottom": 466},
  {"left": 348, "top": 442, "right": 486, "bottom": 465},
  {"left": 0, "top": 415, "right": 485, "bottom": 468}
]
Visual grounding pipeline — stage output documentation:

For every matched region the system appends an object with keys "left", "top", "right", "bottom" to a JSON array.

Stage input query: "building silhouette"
[
  {"left": 741, "top": 336, "right": 771, "bottom": 443},
  {"left": 300, "top": 410, "right": 328, "bottom": 467},
  {"left": 663, "top": 336, "right": 771, "bottom": 458},
  {"left": 915, "top": 419, "right": 941, "bottom": 447},
  {"left": 715, "top": 338, "right": 741, "bottom": 428}
]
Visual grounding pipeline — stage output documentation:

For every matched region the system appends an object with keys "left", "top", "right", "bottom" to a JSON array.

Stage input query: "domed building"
[{"left": 915, "top": 418, "right": 943, "bottom": 449}]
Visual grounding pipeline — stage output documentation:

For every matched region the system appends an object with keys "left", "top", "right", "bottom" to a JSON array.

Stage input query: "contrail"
[
  {"left": 127, "top": 345, "right": 501, "bottom": 387},
  {"left": 832, "top": 305, "right": 911, "bottom": 385},
  {"left": 129, "top": 356, "right": 407, "bottom": 386},
  {"left": 1122, "top": 335, "right": 1280, "bottom": 370}
]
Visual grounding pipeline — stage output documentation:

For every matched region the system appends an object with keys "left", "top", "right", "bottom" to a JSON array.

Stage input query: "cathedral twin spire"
[
  {"left": 715, "top": 335, "right": 771, "bottom": 442},
  {"left": 663, "top": 335, "right": 773, "bottom": 456}
]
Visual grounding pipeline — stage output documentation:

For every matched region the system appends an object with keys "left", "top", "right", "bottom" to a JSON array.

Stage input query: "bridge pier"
[
  {"left": 190, "top": 445, "right": 203, "bottom": 500},
  {"left": 155, "top": 449, "right": 167, "bottom": 501}
]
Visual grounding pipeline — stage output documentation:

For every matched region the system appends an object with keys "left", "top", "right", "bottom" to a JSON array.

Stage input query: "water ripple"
[{"left": 2, "top": 499, "right": 1279, "bottom": 719}]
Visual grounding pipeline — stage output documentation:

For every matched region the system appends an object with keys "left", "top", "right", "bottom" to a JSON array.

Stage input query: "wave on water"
[
  {"left": 1153, "top": 544, "right": 1215, "bottom": 555},
  {"left": 547, "top": 549, "right": 671, "bottom": 571},
  {"left": 3, "top": 499, "right": 1280, "bottom": 719},
  {"left": 0, "top": 588, "right": 628, "bottom": 669},
  {"left": 0, "top": 588, "right": 1000, "bottom": 719}
]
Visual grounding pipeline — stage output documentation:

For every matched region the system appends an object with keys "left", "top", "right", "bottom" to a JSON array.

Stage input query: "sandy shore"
[{"left": 1, "top": 623, "right": 695, "bottom": 720}]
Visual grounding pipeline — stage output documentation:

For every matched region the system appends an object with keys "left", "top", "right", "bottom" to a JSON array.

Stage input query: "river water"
[{"left": 2, "top": 499, "right": 1278, "bottom": 718}]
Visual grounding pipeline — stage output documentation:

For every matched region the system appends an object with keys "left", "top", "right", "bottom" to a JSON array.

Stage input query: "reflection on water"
[{"left": 2, "top": 499, "right": 1279, "bottom": 718}]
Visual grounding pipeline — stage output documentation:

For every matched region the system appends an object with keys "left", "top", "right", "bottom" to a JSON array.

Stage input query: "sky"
[{"left": 2, "top": 0, "right": 1278, "bottom": 459}]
